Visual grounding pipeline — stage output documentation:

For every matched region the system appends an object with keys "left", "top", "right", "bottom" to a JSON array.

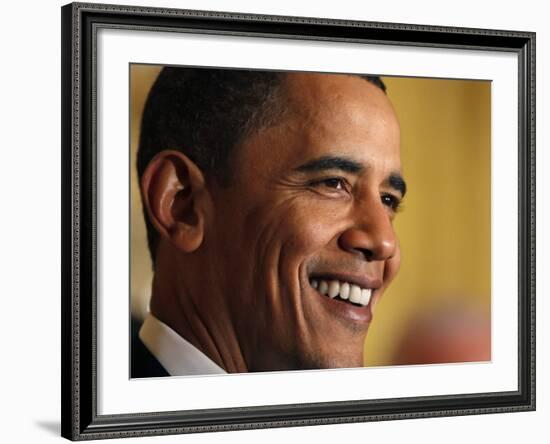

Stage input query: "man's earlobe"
[{"left": 140, "top": 150, "right": 207, "bottom": 253}]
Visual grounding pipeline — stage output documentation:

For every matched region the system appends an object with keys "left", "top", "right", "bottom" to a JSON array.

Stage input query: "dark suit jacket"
[{"left": 131, "top": 317, "right": 170, "bottom": 378}]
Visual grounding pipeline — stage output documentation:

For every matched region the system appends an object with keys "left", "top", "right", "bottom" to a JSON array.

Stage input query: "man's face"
[{"left": 207, "top": 73, "right": 403, "bottom": 371}]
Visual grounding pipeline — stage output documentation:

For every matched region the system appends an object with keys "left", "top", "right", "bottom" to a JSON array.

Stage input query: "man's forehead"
[
  {"left": 283, "top": 72, "right": 387, "bottom": 105},
  {"left": 232, "top": 72, "right": 401, "bottom": 182},
  {"left": 279, "top": 74, "right": 398, "bottom": 137},
  {"left": 280, "top": 73, "right": 398, "bottom": 133}
]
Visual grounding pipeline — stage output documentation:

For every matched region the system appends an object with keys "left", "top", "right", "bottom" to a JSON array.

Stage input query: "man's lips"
[
  {"left": 309, "top": 272, "right": 382, "bottom": 288},
  {"left": 306, "top": 272, "right": 382, "bottom": 323}
]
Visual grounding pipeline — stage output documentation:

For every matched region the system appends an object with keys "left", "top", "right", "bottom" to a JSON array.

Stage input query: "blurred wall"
[
  {"left": 129, "top": 65, "right": 160, "bottom": 320},
  {"left": 365, "top": 76, "right": 491, "bottom": 365},
  {"left": 130, "top": 65, "right": 491, "bottom": 367}
]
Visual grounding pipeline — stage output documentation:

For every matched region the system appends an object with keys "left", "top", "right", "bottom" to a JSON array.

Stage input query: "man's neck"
[{"left": 149, "top": 251, "right": 249, "bottom": 373}]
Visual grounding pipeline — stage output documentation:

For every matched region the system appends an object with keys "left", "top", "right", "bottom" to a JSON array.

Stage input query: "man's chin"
[
  {"left": 309, "top": 356, "right": 365, "bottom": 370},
  {"left": 296, "top": 343, "right": 366, "bottom": 370}
]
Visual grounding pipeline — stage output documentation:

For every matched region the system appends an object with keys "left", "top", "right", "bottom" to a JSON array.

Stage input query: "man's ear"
[{"left": 140, "top": 150, "right": 208, "bottom": 253}]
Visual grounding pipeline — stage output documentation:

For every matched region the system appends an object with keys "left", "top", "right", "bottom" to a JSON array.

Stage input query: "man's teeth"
[
  {"left": 340, "top": 282, "right": 350, "bottom": 300},
  {"left": 349, "top": 285, "right": 362, "bottom": 303},
  {"left": 310, "top": 279, "right": 372, "bottom": 307},
  {"left": 328, "top": 281, "right": 339, "bottom": 298}
]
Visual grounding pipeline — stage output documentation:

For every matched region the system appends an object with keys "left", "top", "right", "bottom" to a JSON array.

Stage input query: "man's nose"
[{"left": 338, "top": 201, "right": 397, "bottom": 262}]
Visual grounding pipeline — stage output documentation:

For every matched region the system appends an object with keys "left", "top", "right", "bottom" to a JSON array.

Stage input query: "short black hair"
[{"left": 137, "top": 67, "right": 386, "bottom": 263}]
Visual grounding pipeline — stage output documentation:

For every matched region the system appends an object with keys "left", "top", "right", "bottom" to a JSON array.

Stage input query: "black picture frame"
[{"left": 61, "top": 2, "right": 536, "bottom": 440}]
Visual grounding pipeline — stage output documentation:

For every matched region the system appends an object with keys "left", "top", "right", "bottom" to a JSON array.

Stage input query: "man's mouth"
[{"left": 309, "top": 278, "right": 373, "bottom": 307}]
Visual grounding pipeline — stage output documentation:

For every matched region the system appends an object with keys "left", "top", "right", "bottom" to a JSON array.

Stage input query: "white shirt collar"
[{"left": 139, "top": 313, "right": 226, "bottom": 376}]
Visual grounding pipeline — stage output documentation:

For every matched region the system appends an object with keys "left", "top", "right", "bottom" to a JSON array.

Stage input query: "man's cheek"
[
  {"left": 291, "top": 209, "right": 343, "bottom": 246},
  {"left": 279, "top": 220, "right": 321, "bottom": 250}
]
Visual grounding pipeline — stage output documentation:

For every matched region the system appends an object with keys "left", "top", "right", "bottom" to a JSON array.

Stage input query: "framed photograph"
[{"left": 61, "top": 2, "right": 535, "bottom": 440}]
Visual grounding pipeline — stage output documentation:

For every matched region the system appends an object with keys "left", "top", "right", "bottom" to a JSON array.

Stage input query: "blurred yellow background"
[{"left": 130, "top": 65, "right": 491, "bottom": 367}]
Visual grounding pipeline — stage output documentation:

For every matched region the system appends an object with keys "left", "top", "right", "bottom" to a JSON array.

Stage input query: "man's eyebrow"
[
  {"left": 388, "top": 173, "right": 407, "bottom": 198},
  {"left": 294, "top": 156, "right": 407, "bottom": 196},
  {"left": 294, "top": 156, "right": 364, "bottom": 174}
]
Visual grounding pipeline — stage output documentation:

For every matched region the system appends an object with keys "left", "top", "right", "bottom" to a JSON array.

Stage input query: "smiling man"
[{"left": 132, "top": 67, "right": 406, "bottom": 376}]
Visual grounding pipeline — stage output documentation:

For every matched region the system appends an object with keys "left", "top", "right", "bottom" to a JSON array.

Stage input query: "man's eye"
[
  {"left": 307, "top": 177, "right": 350, "bottom": 196},
  {"left": 381, "top": 194, "right": 402, "bottom": 212},
  {"left": 321, "top": 178, "right": 346, "bottom": 190}
]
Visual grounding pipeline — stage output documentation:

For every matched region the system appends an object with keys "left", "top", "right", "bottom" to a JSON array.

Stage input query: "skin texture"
[{"left": 141, "top": 73, "right": 404, "bottom": 372}]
